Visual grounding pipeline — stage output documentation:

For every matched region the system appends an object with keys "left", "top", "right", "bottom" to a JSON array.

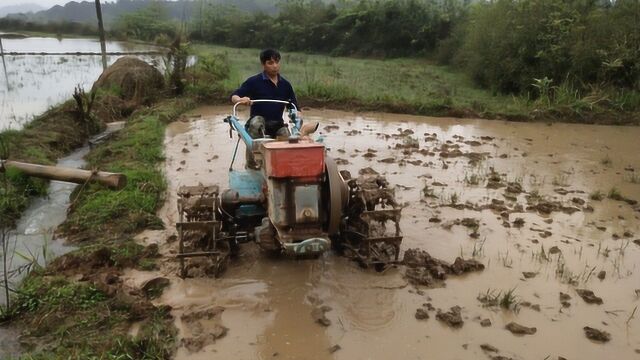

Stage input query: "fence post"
[{"left": 94, "top": 0, "right": 107, "bottom": 71}]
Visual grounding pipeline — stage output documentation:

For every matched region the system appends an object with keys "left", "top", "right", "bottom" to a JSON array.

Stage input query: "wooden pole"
[
  {"left": 200, "top": 0, "right": 204, "bottom": 39},
  {"left": 1, "top": 160, "right": 127, "bottom": 190},
  {"left": 94, "top": 0, "right": 107, "bottom": 71},
  {"left": 0, "top": 37, "right": 8, "bottom": 88}
]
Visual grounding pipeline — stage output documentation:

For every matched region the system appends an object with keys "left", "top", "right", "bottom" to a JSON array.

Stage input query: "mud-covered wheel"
[
  {"left": 255, "top": 217, "right": 281, "bottom": 254},
  {"left": 176, "top": 185, "right": 230, "bottom": 278},
  {"left": 335, "top": 174, "right": 403, "bottom": 271}
]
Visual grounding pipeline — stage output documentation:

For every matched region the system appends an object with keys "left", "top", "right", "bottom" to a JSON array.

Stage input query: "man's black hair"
[{"left": 260, "top": 49, "right": 281, "bottom": 64}]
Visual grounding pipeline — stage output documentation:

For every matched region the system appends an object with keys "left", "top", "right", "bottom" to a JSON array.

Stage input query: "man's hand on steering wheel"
[{"left": 237, "top": 97, "right": 252, "bottom": 106}]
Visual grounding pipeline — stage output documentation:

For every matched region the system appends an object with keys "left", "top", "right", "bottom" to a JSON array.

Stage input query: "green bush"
[
  {"left": 114, "top": 2, "right": 178, "bottom": 42},
  {"left": 186, "top": 53, "right": 231, "bottom": 99},
  {"left": 456, "top": 0, "right": 640, "bottom": 98},
  {"left": 193, "top": 0, "right": 467, "bottom": 57}
]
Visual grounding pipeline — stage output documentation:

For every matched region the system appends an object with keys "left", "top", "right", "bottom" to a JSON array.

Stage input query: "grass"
[
  {"left": 477, "top": 288, "right": 520, "bottom": 311},
  {"left": 3, "top": 273, "right": 175, "bottom": 359},
  {"left": 551, "top": 174, "right": 570, "bottom": 187},
  {"left": 192, "top": 44, "right": 530, "bottom": 120},
  {"left": 533, "top": 244, "right": 550, "bottom": 263},
  {"left": 463, "top": 172, "right": 482, "bottom": 186},
  {"left": 440, "top": 191, "right": 460, "bottom": 205},
  {"left": 422, "top": 183, "right": 437, "bottom": 199},
  {"left": 191, "top": 43, "right": 640, "bottom": 124},
  {"left": 0, "top": 100, "right": 94, "bottom": 226},
  {"left": 607, "top": 187, "right": 624, "bottom": 201},
  {"left": 590, "top": 190, "right": 605, "bottom": 201},
  {"left": 472, "top": 237, "right": 486, "bottom": 258},
  {"left": 4, "top": 96, "right": 195, "bottom": 358},
  {"left": 626, "top": 173, "right": 640, "bottom": 184},
  {"left": 59, "top": 97, "right": 195, "bottom": 242},
  {"left": 0, "top": 90, "right": 133, "bottom": 226}
]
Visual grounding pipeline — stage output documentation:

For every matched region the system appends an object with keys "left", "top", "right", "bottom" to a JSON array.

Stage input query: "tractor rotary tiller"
[{"left": 176, "top": 100, "right": 403, "bottom": 277}]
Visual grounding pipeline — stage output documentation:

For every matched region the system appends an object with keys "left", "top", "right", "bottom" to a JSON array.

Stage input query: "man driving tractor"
[{"left": 230, "top": 48, "right": 301, "bottom": 169}]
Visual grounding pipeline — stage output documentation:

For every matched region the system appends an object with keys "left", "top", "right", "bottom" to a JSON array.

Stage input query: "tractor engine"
[{"left": 257, "top": 139, "right": 329, "bottom": 254}]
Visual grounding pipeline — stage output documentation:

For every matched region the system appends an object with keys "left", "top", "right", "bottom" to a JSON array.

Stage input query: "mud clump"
[
  {"left": 505, "top": 322, "right": 537, "bottom": 335},
  {"left": 548, "top": 246, "right": 561, "bottom": 254},
  {"left": 93, "top": 57, "right": 164, "bottom": 107},
  {"left": 48, "top": 243, "right": 157, "bottom": 276},
  {"left": 335, "top": 158, "right": 350, "bottom": 165},
  {"left": 526, "top": 198, "right": 580, "bottom": 215},
  {"left": 180, "top": 306, "right": 228, "bottom": 352},
  {"left": 181, "top": 324, "right": 229, "bottom": 352},
  {"left": 576, "top": 289, "right": 603, "bottom": 305},
  {"left": 456, "top": 217, "right": 479, "bottom": 230},
  {"left": 402, "top": 249, "right": 484, "bottom": 287},
  {"left": 486, "top": 171, "right": 505, "bottom": 189},
  {"left": 415, "top": 308, "right": 430, "bottom": 320},
  {"left": 583, "top": 326, "right": 611, "bottom": 343},
  {"left": 480, "top": 318, "right": 492, "bottom": 327},
  {"left": 404, "top": 267, "right": 443, "bottom": 287},
  {"left": 180, "top": 306, "right": 225, "bottom": 323},
  {"left": 436, "top": 306, "right": 464, "bottom": 328},
  {"left": 312, "top": 305, "right": 333, "bottom": 326},
  {"left": 183, "top": 257, "right": 227, "bottom": 278},
  {"left": 505, "top": 182, "right": 523, "bottom": 194},
  {"left": 141, "top": 277, "right": 170, "bottom": 300},
  {"left": 480, "top": 344, "right": 499, "bottom": 352},
  {"left": 359, "top": 167, "right": 379, "bottom": 175},
  {"left": 450, "top": 257, "right": 485, "bottom": 275},
  {"left": 512, "top": 218, "right": 525, "bottom": 228},
  {"left": 572, "top": 197, "right": 586, "bottom": 205}
]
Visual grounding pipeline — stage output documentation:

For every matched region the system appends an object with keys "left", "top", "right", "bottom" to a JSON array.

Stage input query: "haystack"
[{"left": 92, "top": 57, "right": 165, "bottom": 106}]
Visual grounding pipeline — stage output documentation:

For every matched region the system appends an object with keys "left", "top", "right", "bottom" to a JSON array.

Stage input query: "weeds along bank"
[
  {"left": 0, "top": 92, "right": 109, "bottom": 228},
  {"left": 194, "top": 44, "right": 640, "bottom": 125},
  {"left": 4, "top": 1, "right": 638, "bottom": 124},
  {"left": 0, "top": 52, "right": 226, "bottom": 356},
  {"left": 1, "top": 96, "right": 197, "bottom": 358},
  {"left": 0, "top": 49, "right": 221, "bottom": 227}
]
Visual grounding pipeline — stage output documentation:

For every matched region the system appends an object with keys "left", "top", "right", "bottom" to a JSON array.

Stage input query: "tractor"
[{"left": 176, "top": 100, "right": 402, "bottom": 277}]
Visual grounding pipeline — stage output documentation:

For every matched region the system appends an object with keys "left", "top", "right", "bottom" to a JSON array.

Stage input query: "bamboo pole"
[{"left": 1, "top": 160, "right": 127, "bottom": 190}]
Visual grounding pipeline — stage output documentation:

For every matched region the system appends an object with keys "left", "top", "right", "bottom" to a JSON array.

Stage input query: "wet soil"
[{"left": 125, "top": 106, "right": 640, "bottom": 359}]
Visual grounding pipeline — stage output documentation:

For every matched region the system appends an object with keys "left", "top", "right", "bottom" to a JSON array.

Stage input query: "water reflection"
[{"left": 0, "top": 35, "right": 164, "bottom": 130}]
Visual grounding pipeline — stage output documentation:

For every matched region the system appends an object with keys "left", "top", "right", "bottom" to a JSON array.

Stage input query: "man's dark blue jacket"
[{"left": 231, "top": 72, "right": 299, "bottom": 126}]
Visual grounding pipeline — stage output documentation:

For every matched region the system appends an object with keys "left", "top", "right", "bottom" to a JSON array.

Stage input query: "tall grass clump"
[{"left": 454, "top": 0, "right": 640, "bottom": 114}]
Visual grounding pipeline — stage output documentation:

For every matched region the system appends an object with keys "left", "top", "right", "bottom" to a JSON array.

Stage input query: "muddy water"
[
  {"left": 0, "top": 148, "right": 85, "bottom": 357},
  {"left": 0, "top": 122, "right": 125, "bottom": 358},
  {"left": 133, "top": 106, "right": 640, "bottom": 360},
  {"left": 0, "top": 35, "right": 163, "bottom": 129}
]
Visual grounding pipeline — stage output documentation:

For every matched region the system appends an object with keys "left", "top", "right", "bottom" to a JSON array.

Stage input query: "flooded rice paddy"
[
  {"left": 124, "top": 106, "right": 640, "bottom": 360},
  {"left": 0, "top": 35, "right": 163, "bottom": 129}
]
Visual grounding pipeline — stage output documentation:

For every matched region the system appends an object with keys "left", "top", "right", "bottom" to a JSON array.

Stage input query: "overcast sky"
[{"left": 2, "top": 1, "right": 104, "bottom": 9}]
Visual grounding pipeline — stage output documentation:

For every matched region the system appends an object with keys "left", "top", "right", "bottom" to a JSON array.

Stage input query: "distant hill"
[
  {"left": 0, "top": 3, "right": 44, "bottom": 18},
  {"left": 2, "top": 0, "right": 282, "bottom": 27}
]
